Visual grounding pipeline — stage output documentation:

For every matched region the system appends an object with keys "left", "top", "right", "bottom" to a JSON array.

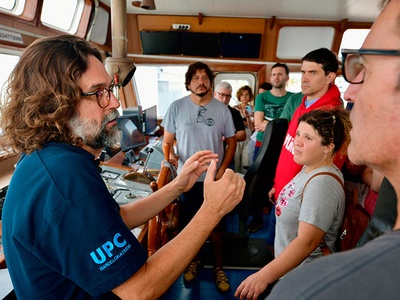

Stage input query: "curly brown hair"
[
  {"left": 298, "top": 108, "right": 352, "bottom": 157},
  {"left": 0, "top": 35, "right": 104, "bottom": 154},
  {"left": 184, "top": 62, "right": 214, "bottom": 91}
]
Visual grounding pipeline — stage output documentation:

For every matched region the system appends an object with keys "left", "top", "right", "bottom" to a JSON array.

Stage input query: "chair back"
[{"left": 238, "top": 118, "right": 288, "bottom": 218}]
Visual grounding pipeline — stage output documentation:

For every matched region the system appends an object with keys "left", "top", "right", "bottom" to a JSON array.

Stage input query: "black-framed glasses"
[
  {"left": 81, "top": 84, "right": 116, "bottom": 108},
  {"left": 342, "top": 49, "right": 400, "bottom": 84},
  {"left": 197, "top": 106, "right": 207, "bottom": 123},
  {"left": 216, "top": 91, "right": 232, "bottom": 99}
]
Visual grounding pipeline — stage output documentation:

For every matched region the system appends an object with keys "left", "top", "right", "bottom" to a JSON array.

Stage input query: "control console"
[{"left": 100, "top": 165, "right": 153, "bottom": 205}]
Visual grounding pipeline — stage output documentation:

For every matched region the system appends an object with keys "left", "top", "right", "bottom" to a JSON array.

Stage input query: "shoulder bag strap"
[
  {"left": 301, "top": 171, "right": 344, "bottom": 202},
  {"left": 300, "top": 171, "right": 345, "bottom": 256}
]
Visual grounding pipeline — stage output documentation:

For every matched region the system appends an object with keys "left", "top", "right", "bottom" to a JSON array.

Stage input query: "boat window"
[
  {"left": 0, "top": 0, "right": 26, "bottom": 16},
  {"left": 287, "top": 73, "right": 302, "bottom": 93},
  {"left": 277, "top": 26, "right": 335, "bottom": 60},
  {"left": 0, "top": 51, "right": 20, "bottom": 141},
  {"left": 134, "top": 66, "right": 189, "bottom": 118},
  {"left": 40, "top": 0, "right": 84, "bottom": 34},
  {"left": 339, "top": 29, "right": 370, "bottom": 58},
  {"left": 87, "top": 6, "right": 109, "bottom": 45},
  {"left": 214, "top": 73, "right": 256, "bottom": 106}
]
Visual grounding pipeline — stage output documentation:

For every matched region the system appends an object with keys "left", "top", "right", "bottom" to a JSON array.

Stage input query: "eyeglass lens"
[
  {"left": 98, "top": 86, "right": 115, "bottom": 108},
  {"left": 218, "top": 92, "right": 231, "bottom": 99},
  {"left": 344, "top": 54, "right": 364, "bottom": 84}
]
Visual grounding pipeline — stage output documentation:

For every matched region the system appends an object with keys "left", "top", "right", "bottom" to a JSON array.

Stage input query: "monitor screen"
[
  {"left": 143, "top": 105, "right": 159, "bottom": 134},
  {"left": 181, "top": 32, "right": 220, "bottom": 57},
  {"left": 220, "top": 33, "right": 261, "bottom": 58},
  {"left": 140, "top": 31, "right": 180, "bottom": 55},
  {"left": 117, "top": 114, "right": 148, "bottom": 151}
]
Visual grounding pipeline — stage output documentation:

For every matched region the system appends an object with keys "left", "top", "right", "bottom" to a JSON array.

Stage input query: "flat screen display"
[
  {"left": 220, "top": 33, "right": 261, "bottom": 58},
  {"left": 117, "top": 114, "right": 148, "bottom": 151},
  {"left": 140, "top": 31, "right": 180, "bottom": 55},
  {"left": 143, "top": 105, "right": 158, "bottom": 134},
  {"left": 181, "top": 32, "right": 220, "bottom": 57}
]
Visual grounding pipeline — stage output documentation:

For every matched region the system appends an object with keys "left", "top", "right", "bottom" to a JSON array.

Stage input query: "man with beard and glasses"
[
  {"left": 0, "top": 36, "right": 245, "bottom": 300},
  {"left": 162, "top": 62, "right": 236, "bottom": 292}
]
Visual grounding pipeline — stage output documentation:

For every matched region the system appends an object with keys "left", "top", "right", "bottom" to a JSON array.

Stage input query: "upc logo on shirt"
[{"left": 90, "top": 232, "right": 131, "bottom": 271}]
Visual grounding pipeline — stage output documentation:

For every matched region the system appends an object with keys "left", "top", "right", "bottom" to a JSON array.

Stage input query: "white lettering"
[
  {"left": 283, "top": 133, "right": 295, "bottom": 154},
  {"left": 0, "top": 29, "right": 23, "bottom": 44}
]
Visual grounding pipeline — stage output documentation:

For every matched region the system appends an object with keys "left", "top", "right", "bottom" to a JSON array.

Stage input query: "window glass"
[
  {"left": 0, "top": 0, "right": 17, "bottom": 10},
  {"left": 134, "top": 66, "right": 189, "bottom": 118},
  {"left": 339, "top": 29, "right": 370, "bottom": 57},
  {"left": 0, "top": 52, "right": 20, "bottom": 135},
  {"left": 277, "top": 27, "right": 335, "bottom": 60},
  {"left": 214, "top": 72, "right": 256, "bottom": 106},
  {"left": 0, "top": 0, "right": 26, "bottom": 15},
  {"left": 87, "top": 6, "right": 109, "bottom": 45},
  {"left": 286, "top": 72, "right": 302, "bottom": 93},
  {"left": 41, "top": 0, "right": 84, "bottom": 33}
]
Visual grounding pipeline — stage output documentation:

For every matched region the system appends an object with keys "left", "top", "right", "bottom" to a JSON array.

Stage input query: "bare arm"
[
  {"left": 235, "top": 221, "right": 325, "bottom": 300},
  {"left": 216, "top": 136, "right": 236, "bottom": 180},
  {"left": 119, "top": 150, "right": 218, "bottom": 228},
  {"left": 254, "top": 111, "right": 268, "bottom": 132},
  {"left": 162, "top": 130, "right": 177, "bottom": 167},
  {"left": 245, "top": 115, "right": 254, "bottom": 132},
  {"left": 235, "top": 129, "right": 246, "bottom": 142},
  {"left": 113, "top": 160, "right": 246, "bottom": 299}
]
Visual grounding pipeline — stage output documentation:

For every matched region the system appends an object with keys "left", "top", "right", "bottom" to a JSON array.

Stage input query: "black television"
[
  {"left": 140, "top": 31, "right": 180, "bottom": 55},
  {"left": 220, "top": 33, "right": 262, "bottom": 58},
  {"left": 143, "top": 105, "right": 159, "bottom": 135},
  {"left": 181, "top": 32, "right": 220, "bottom": 57},
  {"left": 117, "top": 114, "right": 148, "bottom": 152}
]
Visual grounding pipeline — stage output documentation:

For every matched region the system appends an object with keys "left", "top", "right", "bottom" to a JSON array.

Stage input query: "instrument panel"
[{"left": 100, "top": 165, "right": 153, "bottom": 205}]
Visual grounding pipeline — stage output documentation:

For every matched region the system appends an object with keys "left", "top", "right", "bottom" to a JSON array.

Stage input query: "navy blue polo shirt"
[{"left": 2, "top": 143, "right": 147, "bottom": 299}]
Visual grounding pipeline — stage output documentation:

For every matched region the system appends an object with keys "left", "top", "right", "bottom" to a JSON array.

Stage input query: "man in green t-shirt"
[{"left": 253, "top": 63, "right": 294, "bottom": 160}]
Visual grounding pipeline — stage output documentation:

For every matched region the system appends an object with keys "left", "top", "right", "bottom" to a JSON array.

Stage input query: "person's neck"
[
  {"left": 81, "top": 144, "right": 102, "bottom": 159},
  {"left": 190, "top": 93, "right": 213, "bottom": 106},
  {"left": 270, "top": 87, "right": 288, "bottom": 97},
  {"left": 304, "top": 158, "right": 334, "bottom": 174},
  {"left": 306, "top": 85, "right": 330, "bottom": 102}
]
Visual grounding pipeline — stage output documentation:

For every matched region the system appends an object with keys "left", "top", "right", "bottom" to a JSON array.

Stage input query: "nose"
[
  {"left": 294, "top": 135, "right": 302, "bottom": 146},
  {"left": 109, "top": 89, "right": 121, "bottom": 109},
  {"left": 343, "top": 83, "right": 359, "bottom": 104}
]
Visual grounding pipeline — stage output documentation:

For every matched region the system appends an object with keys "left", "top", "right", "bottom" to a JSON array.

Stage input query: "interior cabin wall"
[{"left": 126, "top": 14, "right": 372, "bottom": 80}]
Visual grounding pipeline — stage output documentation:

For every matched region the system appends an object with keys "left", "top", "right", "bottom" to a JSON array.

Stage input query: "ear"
[
  {"left": 323, "top": 142, "right": 335, "bottom": 155},
  {"left": 326, "top": 72, "right": 337, "bottom": 85}
]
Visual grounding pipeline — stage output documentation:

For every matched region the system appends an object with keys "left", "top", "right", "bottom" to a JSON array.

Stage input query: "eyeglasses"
[
  {"left": 216, "top": 92, "right": 232, "bottom": 99},
  {"left": 81, "top": 84, "right": 116, "bottom": 108},
  {"left": 342, "top": 49, "right": 400, "bottom": 84},
  {"left": 197, "top": 106, "right": 207, "bottom": 123}
]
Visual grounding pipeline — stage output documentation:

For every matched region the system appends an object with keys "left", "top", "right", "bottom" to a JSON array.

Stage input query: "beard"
[
  {"left": 69, "top": 109, "right": 122, "bottom": 150},
  {"left": 191, "top": 85, "right": 210, "bottom": 97}
]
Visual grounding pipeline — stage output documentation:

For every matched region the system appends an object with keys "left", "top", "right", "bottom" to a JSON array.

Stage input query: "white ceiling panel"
[{"left": 100, "top": 0, "right": 381, "bottom": 22}]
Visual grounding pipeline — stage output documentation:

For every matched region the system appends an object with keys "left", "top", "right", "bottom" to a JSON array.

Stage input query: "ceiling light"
[{"left": 141, "top": 0, "right": 156, "bottom": 10}]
